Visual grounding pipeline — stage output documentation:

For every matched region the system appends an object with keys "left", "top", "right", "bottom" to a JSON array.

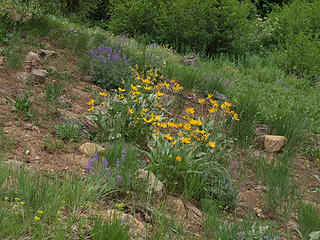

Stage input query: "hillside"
[{"left": 0, "top": 2, "right": 320, "bottom": 240}]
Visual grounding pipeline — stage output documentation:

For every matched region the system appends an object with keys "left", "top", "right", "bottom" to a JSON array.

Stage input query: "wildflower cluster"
[
  {"left": 86, "top": 65, "right": 182, "bottom": 144},
  {"left": 85, "top": 150, "right": 126, "bottom": 185},
  {"left": 90, "top": 43, "right": 133, "bottom": 89}
]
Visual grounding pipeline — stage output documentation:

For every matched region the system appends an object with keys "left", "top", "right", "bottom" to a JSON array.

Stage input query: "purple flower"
[
  {"left": 117, "top": 175, "right": 122, "bottom": 183},
  {"left": 85, "top": 159, "right": 94, "bottom": 173},
  {"left": 121, "top": 150, "right": 127, "bottom": 162},
  {"left": 105, "top": 168, "right": 110, "bottom": 177},
  {"left": 102, "top": 158, "right": 109, "bottom": 167},
  {"left": 98, "top": 44, "right": 104, "bottom": 55},
  {"left": 90, "top": 46, "right": 97, "bottom": 58},
  {"left": 264, "top": 236, "right": 269, "bottom": 239},
  {"left": 142, "top": 161, "right": 146, "bottom": 168},
  {"left": 93, "top": 152, "right": 99, "bottom": 161}
]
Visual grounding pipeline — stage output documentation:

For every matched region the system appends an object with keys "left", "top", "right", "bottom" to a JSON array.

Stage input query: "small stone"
[
  {"left": 79, "top": 142, "right": 105, "bottom": 157},
  {"left": 185, "top": 202, "right": 203, "bottom": 223},
  {"left": 63, "top": 153, "right": 88, "bottom": 168},
  {"left": 0, "top": 56, "right": 4, "bottom": 66},
  {"left": 30, "top": 69, "right": 48, "bottom": 84},
  {"left": 264, "top": 135, "right": 287, "bottom": 153},
  {"left": 167, "top": 196, "right": 187, "bottom": 220},
  {"left": 35, "top": 156, "right": 40, "bottom": 160},
  {"left": 57, "top": 97, "right": 72, "bottom": 108},
  {"left": 39, "top": 49, "right": 57, "bottom": 59},
  {"left": 16, "top": 72, "right": 29, "bottom": 81},
  {"left": 65, "top": 167, "right": 69, "bottom": 170},
  {"left": 25, "top": 51, "right": 41, "bottom": 65},
  {"left": 256, "top": 124, "right": 268, "bottom": 136},
  {"left": 102, "top": 209, "right": 146, "bottom": 239},
  {"left": 25, "top": 150, "right": 30, "bottom": 155},
  {"left": 137, "top": 169, "right": 165, "bottom": 196},
  {"left": 32, "top": 126, "right": 40, "bottom": 133}
]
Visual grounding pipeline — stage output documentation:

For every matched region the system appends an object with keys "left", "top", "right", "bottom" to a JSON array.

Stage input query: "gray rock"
[
  {"left": 138, "top": 169, "right": 165, "bottom": 196},
  {"left": 25, "top": 51, "right": 41, "bottom": 65},
  {"left": 30, "top": 69, "right": 48, "bottom": 84},
  {"left": 256, "top": 124, "right": 268, "bottom": 136},
  {"left": 39, "top": 49, "right": 57, "bottom": 59},
  {"left": 16, "top": 72, "right": 29, "bottom": 82},
  {"left": 57, "top": 97, "right": 72, "bottom": 108}
]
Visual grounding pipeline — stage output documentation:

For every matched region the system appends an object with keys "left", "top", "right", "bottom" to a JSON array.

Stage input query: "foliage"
[
  {"left": 202, "top": 199, "right": 282, "bottom": 240},
  {"left": 5, "top": 93, "right": 36, "bottom": 121},
  {"left": 270, "top": 0, "right": 320, "bottom": 81},
  {"left": 298, "top": 201, "right": 320, "bottom": 239},
  {"left": 42, "top": 136, "right": 66, "bottom": 153},
  {"left": 89, "top": 43, "right": 133, "bottom": 89},
  {"left": 54, "top": 123, "right": 82, "bottom": 142},
  {"left": 109, "top": 0, "right": 255, "bottom": 55}
]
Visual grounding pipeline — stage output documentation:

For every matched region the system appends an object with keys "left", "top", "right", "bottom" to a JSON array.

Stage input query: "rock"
[
  {"left": 57, "top": 97, "right": 72, "bottom": 108},
  {"left": 137, "top": 169, "right": 165, "bottom": 196},
  {"left": 184, "top": 54, "right": 198, "bottom": 66},
  {"left": 39, "top": 49, "right": 57, "bottom": 59},
  {"left": 185, "top": 202, "right": 203, "bottom": 223},
  {"left": 256, "top": 124, "right": 268, "bottom": 136},
  {"left": 30, "top": 69, "right": 48, "bottom": 84},
  {"left": 16, "top": 72, "right": 29, "bottom": 81},
  {"left": 25, "top": 51, "right": 41, "bottom": 65},
  {"left": 0, "top": 56, "right": 4, "bottom": 66},
  {"left": 79, "top": 142, "right": 105, "bottom": 157},
  {"left": 167, "top": 196, "right": 187, "bottom": 220},
  {"left": 63, "top": 153, "right": 88, "bottom": 168},
  {"left": 264, "top": 135, "right": 287, "bottom": 153},
  {"left": 102, "top": 209, "right": 146, "bottom": 239}
]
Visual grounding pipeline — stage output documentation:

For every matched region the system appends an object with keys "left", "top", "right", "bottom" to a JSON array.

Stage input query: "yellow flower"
[
  {"left": 177, "top": 132, "right": 183, "bottom": 137},
  {"left": 176, "top": 156, "right": 181, "bottom": 162},
  {"left": 20, "top": 202, "right": 25, "bottom": 206},
  {"left": 167, "top": 122, "right": 175, "bottom": 127},
  {"left": 4, "top": 197, "right": 8, "bottom": 201},
  {"left": 37, "top": 210, "right": 44, "bottom": 214},
  {"left": 157, "top": 103, "right": 163, "bottom": 108},
  {"left": 189, "top": 119, "right": 202, "bottom": 126},
  {"left": 209, "top": 108, "right": 218, "bottom": 114},
  {"left": 184, "top": 123, "right": 191, "bottom": 131},
  {"left": 88, "top": 106, "right": 95, "bottom": 111},
  {"left": 144, "top": 86, "right": 152, "bottom": 90},
  {"left": 131, "top": 84, "right": 137, "bottom": 91},
  {"left": 101, "top": 101, "right": 105, "bottom": 106},
  {"left": 164, "top": 134, "right": 173, "bottom": 141},
  {"left": 156, "top": 91, "right": 164, "bottom": 97},
  {"left": 210, "top": 99, "right": 219, "bottom": 107},
  {"left": 87, "top": 99, "right": 95, "bottom": 105},
  {"left": 181, "top": 137, "right": 191, "bottom": 144},
  {"left": 144, "top": 117, "right": 154, "bottom": 123},
  {"left": 34, "top": 216, "right": 40, "bottom": 221},
  {"left": 185, "top": 107, "right": 195, "bottom": 115},
  {"left": 172, "top": 140, "right": 177, "bottom": 146},
  {"left": 117, "top": 94, "right": 124, "bottom": 99},
  {"left": 207, "top": 94, "right": 213, "bottom": 99},
  {"left": 99, "top": 92, "right": 108, "bottom": 97},
  {"left": 198, "top": 98, "right": 205, "bottom": 104},
  {"left": 208, "top": 141, "right": 216, "bottom": 148},
  {"left": 118, "top": 87, "right": 126, "bottom": 92},
  {"left": 153, "top": 131, "right": 159, "bottom": 136},
  {"left": 163, "top": 81, "right": 170, "bottom": 88},
  {"left": 234, "top": 113, "right": 240, "bottom": 121},
  {"left": 128, "top": 108, "right": 134, "bottom": 114}
]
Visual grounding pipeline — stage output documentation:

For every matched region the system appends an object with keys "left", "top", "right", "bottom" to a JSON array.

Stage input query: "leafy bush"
[
  {"left": 270, "top": 0, "right": 320, "bottom": 80},
  {"left": 109, "top": 0, "right": 255, "bottom": 55}
]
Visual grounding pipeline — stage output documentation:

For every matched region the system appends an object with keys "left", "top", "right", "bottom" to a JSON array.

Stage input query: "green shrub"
[
  {"left": 109, "top": 0, "right": 255, "bottom": 55},
  {"left": 298, "top": 202, "right": 320, "bottom": 239},
  {"left": 270, "top": 0, "right": 320, "bottom": 80}
]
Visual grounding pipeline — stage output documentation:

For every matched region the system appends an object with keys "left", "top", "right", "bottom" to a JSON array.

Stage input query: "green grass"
[
  {"left": 298, "top": 202, "right": 320, "bottom": 239},
  {"left": 54, "top": 122, "right": 82, "bottom": 142}
]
